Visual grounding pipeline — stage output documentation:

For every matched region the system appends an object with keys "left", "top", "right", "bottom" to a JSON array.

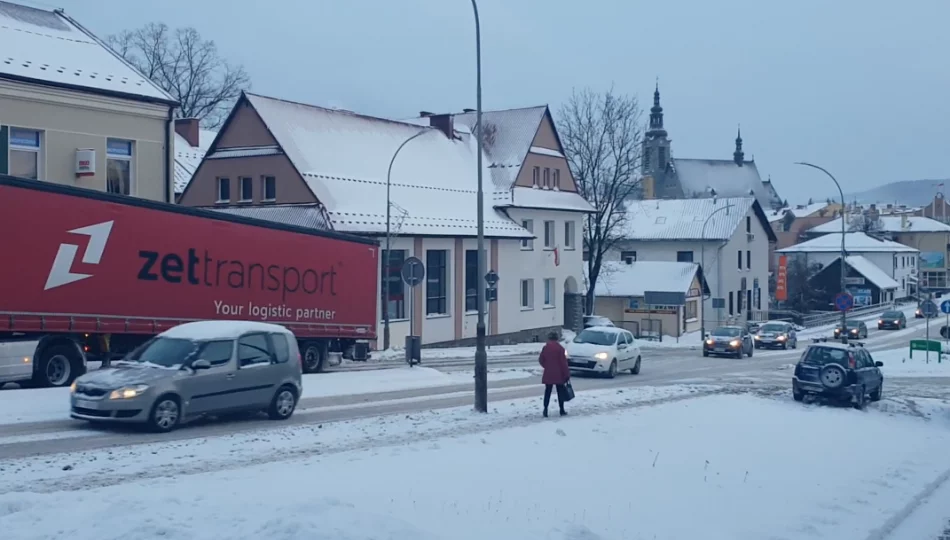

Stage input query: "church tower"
[{"left": 642, "top": 81, "right": 672, "bottom": 178}]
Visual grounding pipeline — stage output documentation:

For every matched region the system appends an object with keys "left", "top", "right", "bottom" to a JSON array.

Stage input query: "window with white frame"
[
  {"left": 106, "top": 138, "right": 134, "bottom": 195},
  {"left": 8, "top": 128, "right": 41, "bottom": 180},
  {"left": 426, "top": 249, "right": 448, "bottom": 315},
  {"left": 543, "top": 278, "right": 555, "bottom": 307},
  {"left": 520, "top": 279, "right": 534, "bottom": 309},
  {"left": 263, "top": 176, "right": 276, "bottom": 201},
  {"left": 216, "top": 178, "right": 230, "bottom": 202},
  {"left": 521, "top": 219, "right": 534, "bottom": 250},
  {"left": 564, "top": 221, "right": 575, "bottom": 250},
  {"left": 553, "top": 169, "right": 561, "bottom": 189},
  {"left": 532, "top": 166, "right": 540, "bottom": 187},
  {"left": 544, "top": 220, "right": 555, "bottom": 248},
  {"left": 239, "top": 177, "right": 253, "bottom": 202}
]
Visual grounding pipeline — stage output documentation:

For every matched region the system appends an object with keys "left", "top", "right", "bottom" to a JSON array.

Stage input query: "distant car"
[
  {"left": 583, "top": 315, "right": 615, "bottom": 328},
  {"left": 70, "top": 321, "right": 303, "bottom": 433},
  {"left": 833, "top": 320, "right": 867, "bottom": 340},
  {"left": 703, "top": 326, "right": 753, "bottom": 358},
  {"left": 567, "top": 327, "right": 641, "bottom": 378},
  {"left": 916, "top": 301, "right": 939, "bottom": 319},
  {"left": 754, "top": 321, "right": 798, "bottom": 350},
  {"left": 878, "top": 310, "right": 907, "bottom": 330},
  {"left": 791, "top": 340, "right": 883, "bottom": 409}
]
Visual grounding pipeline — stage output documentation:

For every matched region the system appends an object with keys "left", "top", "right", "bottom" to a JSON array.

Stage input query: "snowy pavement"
[{"left": 2, "top": 383, "right": 950, "bottom": 539}]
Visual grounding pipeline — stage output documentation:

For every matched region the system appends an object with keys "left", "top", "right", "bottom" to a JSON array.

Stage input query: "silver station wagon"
[{"left": 70, "top": 321, "right": 303, "bottom": 432}]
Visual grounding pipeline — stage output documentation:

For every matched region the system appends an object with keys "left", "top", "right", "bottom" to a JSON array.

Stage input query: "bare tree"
[
  {"left": 107, "top": 23, "right": 250, "bottom": 128},
  {"left": 557, "top": 87, "right": 643, "bottom": 313}
]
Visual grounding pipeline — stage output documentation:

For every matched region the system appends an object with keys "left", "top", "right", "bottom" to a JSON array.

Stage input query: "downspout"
[
  {"left": 165, "top": 106, "right": 174, "bottom": 203},
  {"left": 716, "top": 242, "right": 726, "bottom": 325}
]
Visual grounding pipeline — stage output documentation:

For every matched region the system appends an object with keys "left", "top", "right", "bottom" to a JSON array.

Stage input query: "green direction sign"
[{"left": 910, "top": 339, "right": 943, "bottom": 360}]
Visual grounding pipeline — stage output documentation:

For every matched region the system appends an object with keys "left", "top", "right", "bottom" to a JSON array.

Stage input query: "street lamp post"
[
  {"left": 700, "top": 203, "right": 734, "bottom": 340},
  {"left": 471, "top": 0, "right": 488, "bottom": 413},
  {"left": 383, "top": 129, "right": 429, "bottom": 350},
  {"left": 794, "top": 162, "right": 848, "bottom": 336}
]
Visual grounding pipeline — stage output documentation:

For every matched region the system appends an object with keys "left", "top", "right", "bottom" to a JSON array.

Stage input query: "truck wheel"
[
  {"left": 268, "top": 385, "right": 298, "bottom": 420},
  {"left": 33, "top": 344, "right": 81, "bottom": 387},
  {"left": 301, "top": 342, "right": 325, "bottom": 373}
]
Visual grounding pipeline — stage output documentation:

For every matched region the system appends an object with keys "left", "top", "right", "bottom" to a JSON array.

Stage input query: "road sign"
[
  {"left": 644, "top": 291, "right": 686, "bottom": 306},
  {"left": 485, "top": 270, "right": 499, "bottom": 289},
  {"left": 486, "top": 288, "right": 498, "bottom": 302},
  {"left": 400, "top": 257, "right": 425, "bottom": 287},
  {"left": 834, "top": 292, "right": 854, "bottom": 311},
  {"left": 941, "top": 300, "right": 950, "bottom": 314}
]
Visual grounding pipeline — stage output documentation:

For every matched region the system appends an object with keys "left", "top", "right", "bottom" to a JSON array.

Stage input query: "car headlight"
[
  {"left": 850, "top": 328, "right": 858, "bottom": 333},
  {"left": 777, "top": 335, "right": 787, "bottom": 341},
  {"left": 729, "top": 340, "right": 740, "bottom": 347},
  {"left": 594, "top": 352, "right": 609, "bottom": 361},
  {"left": 878, "top": 320, "right": 884, "bottom": 324},
  {"left": 894, "top": 320, "right": 900, "bottom": 324},
  {"left": 70, "top": 381, "right": 77, "bottom": 393},
  {"left": 109, "top": 384, "right": 149, "bottom": 400},
  {"left": 754, "top": 335, "right": 761, "bottom": 340},
  {"left": 705, "top": 339, "right": 714, "bottom": 346}
]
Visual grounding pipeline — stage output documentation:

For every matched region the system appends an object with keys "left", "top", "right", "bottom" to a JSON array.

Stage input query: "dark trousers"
[{"left": 544, "top": 384, "right": 567, "bottom": 412}]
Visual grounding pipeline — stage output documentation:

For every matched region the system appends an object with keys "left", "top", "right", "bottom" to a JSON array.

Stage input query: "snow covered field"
[
  {"left": 3, "top": 385, "right": 950, "bottom": 540},
  {"left": 874, "top": 347, "right": 950, "bottom": 378},
  {"left": 0, "top": 366, "right": 536, "bottom": 425}
]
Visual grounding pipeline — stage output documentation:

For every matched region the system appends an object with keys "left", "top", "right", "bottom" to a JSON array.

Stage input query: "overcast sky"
[{"left": 34, "top": 0, "right": 950, "bottom": 204}]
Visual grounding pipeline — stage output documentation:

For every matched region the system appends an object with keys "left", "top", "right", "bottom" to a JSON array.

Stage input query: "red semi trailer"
[{"left": 0, "top": 174, "right": 379, "bottom": 387}]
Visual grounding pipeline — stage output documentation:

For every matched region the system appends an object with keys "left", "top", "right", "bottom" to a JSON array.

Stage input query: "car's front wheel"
[
  {"left": 148, "top": 395, "right": 181, "bottom": 433},
  {"left": 702, "top": 350, "right": 709, "bottom": 357},
  {"left": 606, "top": 360, "right": 618, "bottom": 379}
]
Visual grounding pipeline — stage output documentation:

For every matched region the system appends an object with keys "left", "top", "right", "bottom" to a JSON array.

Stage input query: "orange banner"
[{"left": 776, "top": 255, "right": 788, "bottom": 301}]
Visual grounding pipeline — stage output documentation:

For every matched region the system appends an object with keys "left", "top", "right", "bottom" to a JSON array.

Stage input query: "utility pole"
[
  {"left": 795, "top": 162, "right": 848, "bottom": 336},
  {"left": 471, "top": 0, "right": 488, "bottom": 413},
  {"left": 700, "top": 203, "right": 734, "bottom": 340},
  {"left": 383, "top": 129, "right": 429, "bottom": 350}
]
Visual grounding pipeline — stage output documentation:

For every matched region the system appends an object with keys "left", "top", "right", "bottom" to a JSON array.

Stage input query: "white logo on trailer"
[{"left": 44, "top": 221, "right": 115, "bottom": 291}]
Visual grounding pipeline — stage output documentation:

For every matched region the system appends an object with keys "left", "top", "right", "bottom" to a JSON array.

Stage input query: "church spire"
[
  {"left": 648, "top": 78, "right": 666, "bottom": 136},
  {"left": 733, "top": 125, "right": 744, "bottom": 166}
]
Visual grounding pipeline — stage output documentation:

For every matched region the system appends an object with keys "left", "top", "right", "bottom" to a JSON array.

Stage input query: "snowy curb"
[{"left": 1, "top": 385, "right": 723, "bottom": 495}]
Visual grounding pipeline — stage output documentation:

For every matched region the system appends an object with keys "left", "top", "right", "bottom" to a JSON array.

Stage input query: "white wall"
[
  {"left": 499, "top": 208, "right": 584, "bottom": 334},
  {"left": 609, "top": 205, "right": 771, "bottom": 329},
  {"left": 372, "top": 208, "right": 585, "bottom": 349}
]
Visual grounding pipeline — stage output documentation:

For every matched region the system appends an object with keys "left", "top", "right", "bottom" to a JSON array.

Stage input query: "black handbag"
[{"left": 561, "top": 380, "right": 575, "bottom": 402}]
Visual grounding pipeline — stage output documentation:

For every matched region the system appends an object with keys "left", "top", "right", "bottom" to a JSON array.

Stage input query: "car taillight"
[{"left": 848, "top": 353, "right": 856, "bottom": 369}]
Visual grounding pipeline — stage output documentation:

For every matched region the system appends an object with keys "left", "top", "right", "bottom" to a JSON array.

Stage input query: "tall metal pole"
[
  {"left": 472, "top": 0, "right": 488, "bottom": 413},
  {"left": 795, "top": 162, "right": 848, "bottom": 336},
  {"left": 700, "top": 203, "right": 734, "bottom": 341},
  {"left": 384, "top": 129, "right": 429, "bottom": 350}
]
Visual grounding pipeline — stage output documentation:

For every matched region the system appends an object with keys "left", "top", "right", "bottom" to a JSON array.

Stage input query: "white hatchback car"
[{"left": 566, "top": 326, "right": 642, "bottom": 378}]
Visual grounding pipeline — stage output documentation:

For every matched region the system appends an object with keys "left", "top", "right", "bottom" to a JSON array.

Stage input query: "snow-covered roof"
[
  {"left": 244, "top": 93, "right": 531, "bottom": 238},
  {"left": 767, "top": 202, "right": 834, "bottom": 223},
  {"left": 452, "top": 106, "right": 547, "bottom": 191},
  {"left": 0, "top": 1, "right": 174, "bottom": 103},
  {"left": 621, "top": 197, "right": 757, "bottom": 241},
  {"left": 670, "top": 159, "right": 775, "bottom": 209},
  {"left": 807, "top": 215, "right": 950, "bottom": 234},
  {"left": 839, "top": 255, "right": 899, "bottom": 290},
  {"left": 504, "top": 186, "right": 595, "bottom": 213},
  {"left": 587, "top": 261, "right": 700, "bottom": 297},
  {"left": 777, "top": 232, "right": 918, "bottom": 253},
  {"left": 174, "top": 129, "right": 218, "bottom": 194},
  {"left": 161, "top": 320, "right": 293, "bottom": 340},
  {"left": 209, "top": 204, "right": 330, "bottom": 231}
]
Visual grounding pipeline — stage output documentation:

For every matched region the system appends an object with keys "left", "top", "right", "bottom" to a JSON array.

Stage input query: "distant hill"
[{"left": 842, "top": 179, "right": 949, "bottom": 207}]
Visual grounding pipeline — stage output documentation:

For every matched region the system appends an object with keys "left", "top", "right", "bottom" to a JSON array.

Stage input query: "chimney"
[
  {"left": 174, "top": 118, "right": 200, "bottom": 148},
  {"left": 419, "top": 111, "right": 434, "bottom": 117},
  {"left": 901, "top": 214, "right": 909, "bottom": 229},
  {"left": 463, "top": 108, "right": 476, "bottom": 113},
  {"left": 428, "top": 113, "right": 455, "bottom": 139}
]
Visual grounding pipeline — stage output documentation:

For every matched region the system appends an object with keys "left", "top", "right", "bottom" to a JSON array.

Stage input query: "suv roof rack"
[{"left": 812, "top": 337, "right": 829, "bottom": 343}]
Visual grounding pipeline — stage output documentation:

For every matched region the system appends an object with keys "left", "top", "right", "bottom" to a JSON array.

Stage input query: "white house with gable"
[
  {"left": 609, "top": 197, "right": 777, "bottom": 331},
  {"left": 179, "top": 94, "right": 593, "bottom": 348},
  {"left": 776, "top": 232, "right": 918, "bottom": 299}
]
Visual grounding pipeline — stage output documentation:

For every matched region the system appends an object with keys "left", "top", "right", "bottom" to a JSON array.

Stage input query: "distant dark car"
[
  {"left": 833, "top": 320, "right": 867, "bottom": 339},
  {"left": 754, "top": 321, "right": 798, "bottom": 350},
  {"left": 792, "top": 340, "right": 883, "bottom": 409},
  {"left": 878, "top": 310, "right": 907, "bottom": 330},
  {"left": 703, "top": 326, "right": 753, "bottom": 358}
]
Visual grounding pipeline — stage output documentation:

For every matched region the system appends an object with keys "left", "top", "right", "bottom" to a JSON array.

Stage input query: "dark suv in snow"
[{"left": 792, "top": 339, "right": 884, "bottom": 410}]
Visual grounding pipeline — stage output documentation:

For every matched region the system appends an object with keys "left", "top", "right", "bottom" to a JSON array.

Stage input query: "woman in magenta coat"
[{"left": 538, "top": 331, "right": 570, "bottom": 417}]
